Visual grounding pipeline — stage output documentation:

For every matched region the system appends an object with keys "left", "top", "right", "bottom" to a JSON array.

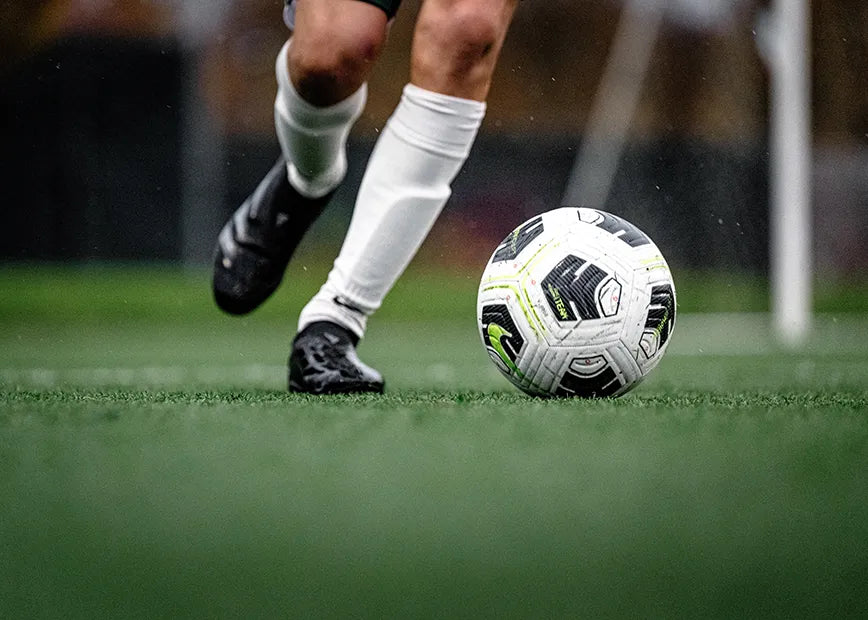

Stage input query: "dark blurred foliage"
[
  {"left": 0, "top": 0, "right": 55, "bottom": 74},
  {"left": 812, "top": 0, "right": 868, "bottom": 141}
]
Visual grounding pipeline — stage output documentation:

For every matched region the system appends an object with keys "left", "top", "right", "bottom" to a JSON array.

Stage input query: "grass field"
[{"left": 1, "top": 265, "right": 867, "bottom": 617}]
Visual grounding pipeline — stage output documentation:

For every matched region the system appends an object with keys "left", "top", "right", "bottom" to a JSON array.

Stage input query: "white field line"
[
  {"left": 0, "top": 364, "right": 466, "bottom": 387},
  {"left": 1, "top": 314, "right": 865, "bottom": 387},
  {"left": 665, "top": 312, "right": 867, "bottom": 356},
  {"left": 0, "top": 365, "right": 287, "bottom": 388}
]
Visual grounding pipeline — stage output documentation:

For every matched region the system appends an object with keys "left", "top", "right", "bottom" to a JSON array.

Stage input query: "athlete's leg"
[
  {"left": 278, "top": 0, "right": 389, "bottom": 197},
  {"left": 298, "top": 0, "right": 518, "bottom": 338},
  {"left": 213, "top": 0, "right": 390, "bottom": 315}
]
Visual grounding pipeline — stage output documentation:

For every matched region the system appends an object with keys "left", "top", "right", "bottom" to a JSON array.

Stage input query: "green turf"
[{"left": 1, "top": 266, "right": 867, "bottom": 617}]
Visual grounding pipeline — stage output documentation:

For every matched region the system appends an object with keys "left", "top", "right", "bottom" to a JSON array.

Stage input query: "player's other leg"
[
  {"left": 213, "top": 0, "right": 389, "bottom": 315},
  {"left": 291, "top": 0, "right": 517, "bottom": 393}
]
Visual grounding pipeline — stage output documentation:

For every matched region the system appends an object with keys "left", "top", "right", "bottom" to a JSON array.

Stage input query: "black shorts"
[{"left": 285, "top": 0, "right": 402, "bottom": 21}]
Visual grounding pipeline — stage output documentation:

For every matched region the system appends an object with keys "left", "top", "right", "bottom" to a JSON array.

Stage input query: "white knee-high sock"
[
  {"left": 274, "top": 40, "right": 367, "bottom": 199},
  {"left": 298, "top": 83, "right": 486, "bottom": 338}
]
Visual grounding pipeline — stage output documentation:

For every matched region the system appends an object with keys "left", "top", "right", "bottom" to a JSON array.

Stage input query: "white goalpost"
[{"left": 759, "top": 0, "right": 813, "bottom": 347}]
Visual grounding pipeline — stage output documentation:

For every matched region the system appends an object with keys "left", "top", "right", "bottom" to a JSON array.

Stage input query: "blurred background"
[
  {"left": 4, "top": 5, "right": 868, "bottom": 616},
  {"left": 1, "top": 0, "right": 866, "bottom": 308}
]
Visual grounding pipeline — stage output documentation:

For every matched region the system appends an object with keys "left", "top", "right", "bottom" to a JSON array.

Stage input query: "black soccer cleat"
[
  {"left": 288, "top": 322, "right": 385, "bottom": 394},
  {"left": 213, "top": 158, "right": 334, "bottom": 315}
]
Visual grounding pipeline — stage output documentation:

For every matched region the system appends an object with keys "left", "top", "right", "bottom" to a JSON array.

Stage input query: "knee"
[
  {"left": 289, "top": 23, "right": 386, "bottom": 105},
  {"left": 412, "top": 0, "right": 515, "bottom": 95},
  {"left": 416, "top": 1, "right": 506, "bottom": 71}
]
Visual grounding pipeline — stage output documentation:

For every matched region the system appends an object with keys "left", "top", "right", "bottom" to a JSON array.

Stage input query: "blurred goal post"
[{"left": 760, "top": 0, "right": 813, "bottom": 347}]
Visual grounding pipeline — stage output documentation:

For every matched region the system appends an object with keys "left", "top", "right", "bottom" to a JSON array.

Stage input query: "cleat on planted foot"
[
  {"left": 213, "top": 158, "right": 333, "bottom": 315},
  {"left": 288, "top": 322, "right": 384, "bottom": 394}
]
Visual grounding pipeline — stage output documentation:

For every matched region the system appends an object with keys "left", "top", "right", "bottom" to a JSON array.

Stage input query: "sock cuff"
[
  {"left": 275, "top": 40, "right": 368, "bottom": 129},
  {"left": 388, "top": 83, "right": 486, "bottom": 160}
]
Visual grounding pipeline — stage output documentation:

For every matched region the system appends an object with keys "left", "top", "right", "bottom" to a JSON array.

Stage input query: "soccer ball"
[{"left": 477, "top": 207, "right": 676, "bottom": 398}]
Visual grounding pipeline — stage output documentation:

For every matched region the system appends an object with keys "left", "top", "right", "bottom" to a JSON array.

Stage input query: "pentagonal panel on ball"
[{"left": 541, "top": 254, "right": 611, "bottom": 322}]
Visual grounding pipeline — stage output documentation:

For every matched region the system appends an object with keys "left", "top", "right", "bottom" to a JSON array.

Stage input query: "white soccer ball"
[{"left": 477, "top": 207, "right": 676, "bottom": 398}]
